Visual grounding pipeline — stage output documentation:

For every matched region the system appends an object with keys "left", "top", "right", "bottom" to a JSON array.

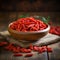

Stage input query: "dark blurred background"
[
  {"left": 0, "top": 0, "right": 60, "bottom": 30},
  {"left": 0, "top": 0, "right": 60, "bottom": 12}
]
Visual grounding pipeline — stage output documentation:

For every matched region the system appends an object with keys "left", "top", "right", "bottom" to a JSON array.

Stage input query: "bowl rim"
[{"left": 8, "top": 22, "right": 50, "bottom": 34}]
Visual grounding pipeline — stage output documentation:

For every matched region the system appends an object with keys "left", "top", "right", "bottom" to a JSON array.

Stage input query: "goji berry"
[
  {"left": 27, "top": 49, "right": 31, "bottom": 53},
  {"left": 12, "top": 47, "right": 20, "bottom": 53},
  {"left": 38, "top": 47, "right": 43, "bottom": 53},
  {"left": 25, "top": 53, "right": 33, "bottom": 57},
  {"left": 4, "top": 43, "right": 14, "bottom": 51},
  {"left": 47, "top": 47, "right": 52, "bottom": 52},
  {"left": 0, "top": 42, "right": 8, "bottom": 46},
  {"left": 20, "top": 48, "right": 28, "bottom": 53},
  {"left": 41, "top": 46, "right": 47, "bottom": 52},
  {"left": 10, "top": 17, "right": 47, "bottom": 32},
  {"left": 49, "top": 26, "right": 60, "bottom": 36},
  {"left": 29, "top": 44, "right": 33, "bottom": 50},
  {"left": 13, "top": 53, "right": 23, "bottom": 56},
  {"left": 33, "top": 46, "right": 39, "bottom": 51}
]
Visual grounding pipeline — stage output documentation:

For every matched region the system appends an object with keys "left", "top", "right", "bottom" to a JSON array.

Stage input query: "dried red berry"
[
  {"left": 10, "top": 17, "right": 47, "bottom": 32},
  {"left": 41, "top": 46, "right": 47, "bottom": 52},
  {"left": 12, "top": 47, "right": 20, "bottom": 53},
  {"left": 4, "top": 43, "right": 14, "bottom": 50},
  {"left": 13, "top": 53, "right": 23, "bottom": 56},
  {"left": 49, "top": 26, "right": 60, "bottom": 36},
  {"left": 20, "top": 48, "right": 28, "bottom": 53},
  {"left": 38, "top": 47, "right": 43, "bottom": 53},
  {"left": 47, "top": 47, "right": 52, "bottom": 52},
  {"left": 0, "top": 42, "right": 8, "bottom": 46},
  {"left": 29, "top": 44, "right": 33, "bottom": 50},
  {"left": 33, "top": 46, "right": 38, "bottom": 51},
  {"left": 27, "top": 49, "right": 31, "bottom": 53},
  {"left": 25, "top": 53, "right": 33, "bottom": 57}
]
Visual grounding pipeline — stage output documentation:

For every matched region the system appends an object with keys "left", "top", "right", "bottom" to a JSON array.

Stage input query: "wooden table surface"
[{"left": 0, "top": 12, "right": 60, "bottom": 60}]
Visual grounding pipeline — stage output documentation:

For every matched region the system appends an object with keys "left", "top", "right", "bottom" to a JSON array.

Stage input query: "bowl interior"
[{"left": 8, "top": 22, "right": 50, "bottom": 34}]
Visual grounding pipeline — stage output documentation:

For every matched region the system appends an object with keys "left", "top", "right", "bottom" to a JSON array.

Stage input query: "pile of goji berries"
[
  {"left": 49, "top": 26, "right": 60, "bottom": 36},
  {"left": 10, "top": 17, "right": 60, "bottom": 35},
  {"left": 48, "top": 21, "right": 60, "bottom": 36},
  {"left": 0, "top": 41, "right": 52, "bottom": 57},
  {"left": 10, "top": 17, "right": 47, "bottom": 32}
]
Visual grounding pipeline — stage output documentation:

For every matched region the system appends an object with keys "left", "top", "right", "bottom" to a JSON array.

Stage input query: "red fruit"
[
  {"left": 49, "top": 26, "right": 55, "bottom": 34},
  {"left": 13, "top": 53, "right": 23, "bottom": 56},
  {"left": 55, "top": 26, "right": 60, "bottom": 36},
  {"left": 29, "top": 44, "right": 33, "bottom": 50},
  {"left": 25, "top": 53, "right": 33, "bottom": 57},
  {"left": 47, "top": 47, "right": 52, "bottom": 52},
  {"left": 12, "top": 47, "right": 20, "bottom": 53},
  {"left": 4, "top": 43, "right": 14, "bottom": 51},
  {"left": 56, "top": 26, "right": 60, "bottom": 33},
  {"left": 27, "top": 49, "right": 31, "bottom": 53},
  {"left": 38, "top": 47, "right": 43, "bottom": 53},
  {"left": 54, "top": 30, "right": 59, "bottom": 35},
  {"left": 1, "top": 42, "right": 8, "bottom": 44},
  {"left": 12, "top": 47, "right": 17, "bottom": 52},
  {"left": 49, "top": 26, "right": 60, "bottom": 36},
  {"left": 20, "top": 48, "right": 28, "bottom": 53},
  {"left": 10, "top": 17, "right": 47, "bottom": 32},
  {"left": 0, "top": 42, "right": 8, "bottom": 46},
  {"left": 20, "top": 48, "right": 31, "bottom": 53},
  {"left": 42, "top": 46, "right": 47, "bottom": 52},
  {"left": 33, "top": 46, "right": 38, "bottom": 51}
]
